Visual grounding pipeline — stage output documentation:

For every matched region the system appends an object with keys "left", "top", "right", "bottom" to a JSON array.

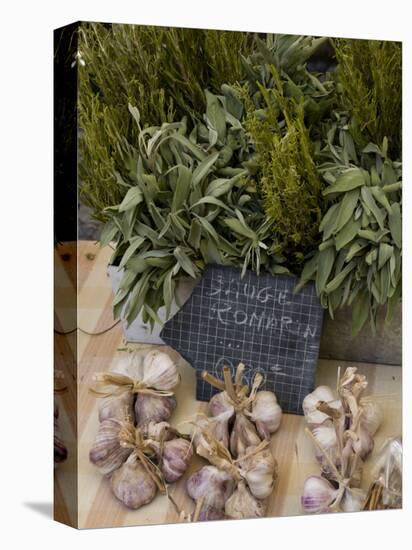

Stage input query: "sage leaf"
[
  {"left": 118, "top": 236, "right": 146, "bottom": 269},
  {"left": 316, "top": 247, "right": 335, "bottom": 294},
  {"left": 352, "top": 291, "right": 370, "bottom": 336},
  {"left": 172, "top": 165, "right": 192, "bottom": 212},
  {"left": 224, "top": 218, "right": 256, "bottom": 240},
  {"left": 335, "top": 218, "right": 362, "bottom": 250},
  {"left": 192, "top": 152, "right": 220, "bottom": 185},
  {"left": 319, "top": 203, "right": 339, "bottom": 239},
  {"left": 118, "top": 187, "right": 143, "bottom": 212},
  {"left": 361, "top": 187, "right": 385, "bottom": 230},
  {"left": 325, "top": 261, "right": 356, "bottom": 293},
  {"left": 100, "top": 221, "right": 118, "bottom": 248},
  {"left": 174, "top": 247, "right": 197, "bottom": 278},
  {"left": 388, "top": 202, "right": 402, "bottom": 248},
  {"left": 323, "top": 168, "right": 365, "bottom": 195},
  {"left": 335, "top": 188, "right": 360, "bottom": 232},
  {"left": 378, "top": 243, "right": 394, "bottom": 270},
  {"left": 205, "top": 90, "right": 226, "bottom": 142}
]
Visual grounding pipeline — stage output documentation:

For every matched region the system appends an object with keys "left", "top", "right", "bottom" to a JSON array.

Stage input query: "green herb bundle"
[
  {"left": 103, "top": 90, "right": 287, "bottom": 326},
  {"left": 78, "top": 23, "right": 254, "bottom": 220}
]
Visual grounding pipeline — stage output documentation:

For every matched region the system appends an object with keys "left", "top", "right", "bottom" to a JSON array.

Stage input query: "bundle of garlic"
[
  {"left": 185, "top": 364, "right": 280, "bottom": 521},
  {"left": 363, "top": 437, "right": 402, "bottom": 510},
  {"left": 90, "top": 417, "right": 193, "bottom": 509},
  {"left": 90, "top": 349, "right": 180, "bottom": 427},
  {"left": 301, "top": 367, "right": 383, "bottom": 514},
  {"left": 89, "top": 349, "right": 193, "bottom": 510}
]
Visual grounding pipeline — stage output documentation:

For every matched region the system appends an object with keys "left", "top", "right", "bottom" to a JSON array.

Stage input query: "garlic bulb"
[
  {"left": 135, "top": 394, "right": 176, "bottom": 427},
  {"left": 360, "top": 400, "right": 383, "bottom": 436},
  {"left": 353, "top": 426, "right": 374, "bottom": 460},
  {"left": 110, "top": 453, "right": 157, "bottom": 509},
  {"left": 186, "top": 465, "right": 235, "bottom": 512},
  {"left": 142, "top": 350, "right": 179, "bottom": 391},
  {"left": 157, "top": 438, "right": 193, "bottom": 483},
  {"left": 230, "top": 413, "right": 262, "bottom": 458},
  {"left": 340, "top": 488, "right": 365, "bottom": 512},
  {"left": 142, "top": 421, "right": 173, "bottom": 441},
  {"left": 112, "top": 350, "right": 145, "bottom": 380},
  {"left": 197, "top": 506, "right": 225, "bottom": 521},
  {"left": 208, "top": 391, "right": 234, "bottom": 419},
  {"left": 98, "top": 391, "right": 134, "bottom": 423},
  {"left": 250, "top": 391, "right": 282, "bottom": 440},
  {"left": 301, "top": 475, "right": 338, "bottom": 514},
  {"left": 89, "top": 418, "right": 132, "bottom": 476},
  {"left": 240, "top": 446, "right": 277, "bottom": 499},
  {"left": 303, "top": 386, "right": 342, "bottom": 425},
  {"left": 225, "top": 480, "right": 266, "bottom": 519}
]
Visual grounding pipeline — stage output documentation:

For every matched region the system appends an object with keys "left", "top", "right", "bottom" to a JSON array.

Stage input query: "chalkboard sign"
[{"left": 160, "top": 265, "right": 324, "bottom": 414}]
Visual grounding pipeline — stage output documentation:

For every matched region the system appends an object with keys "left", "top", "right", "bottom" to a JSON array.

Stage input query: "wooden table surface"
[{"left": 54, "top": 241, "right": 402, "bottom": 529}]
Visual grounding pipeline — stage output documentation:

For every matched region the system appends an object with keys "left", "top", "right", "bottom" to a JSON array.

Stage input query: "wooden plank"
[{"left": 73, "top": 240, "right": 402, "bottom": 528}]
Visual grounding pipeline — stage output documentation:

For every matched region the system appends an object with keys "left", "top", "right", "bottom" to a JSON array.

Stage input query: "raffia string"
[
  {"left": 89, "top": 372, "right": 175, "bottom": 399},
  {"left": 201, "top": 363, "right": 263, "bottom": 412},
  {"left": 118, "top": 421, "right": 166, "bottom": 493}
]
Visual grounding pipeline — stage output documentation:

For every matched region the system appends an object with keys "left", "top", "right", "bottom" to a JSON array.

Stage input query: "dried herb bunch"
[
  {"left": 78, "top": 23, "right": 254, "bottom": 219},
  {"left": 334, "top": 38, "right": 402, "bottom": 157}
]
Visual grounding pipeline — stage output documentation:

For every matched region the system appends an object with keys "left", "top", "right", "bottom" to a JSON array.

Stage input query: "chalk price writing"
[
  {"left": 209, "top": 301, "right": 317, "bottom": 339},
  {"left": 207, "top": 275, "right": 292, "bottom": 307}
]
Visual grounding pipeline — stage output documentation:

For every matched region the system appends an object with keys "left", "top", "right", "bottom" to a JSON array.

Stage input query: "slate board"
[{"left": 160, "top": 265, "right": 324, "bottom": 414}]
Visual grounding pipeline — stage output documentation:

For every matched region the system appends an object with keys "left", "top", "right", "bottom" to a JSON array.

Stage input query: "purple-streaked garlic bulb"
[
  {"left": 89, "top": 418, "right": 132, "bottom": 476},
  {"left": 142, "top": 421, "right": 174, "bottom": 441},
  {"left": 157, "top": 438, "right": 193, "bottom": 483},
  {"left": 98, "top": 391, "right": 134, "bottom": 423},
  {"left": 239, "top": 446, "right": 277, "bottom": 499},
  {"left": 135, "top": 394, "right": 176, "bottom": 427},
  {"left": 186, "top": 465, "right": 235, "bottom": 519},
  {"left": 301, "top": 475, "right": 339, "bottom": 514},
  {"left": 250, "top": 391, "right": 282, "bottom": 440},
  {"left": 208, "top": 391, "right": 234, "bottom": 419},
  {"left": 110, "top": 453, "right": 157, "bottom": 509},
  {"left": 225, "top": 480, "right": 266, "bottom": 519},
  {"left": 230, "top": 413, "right": 262, "bottom": 458}
]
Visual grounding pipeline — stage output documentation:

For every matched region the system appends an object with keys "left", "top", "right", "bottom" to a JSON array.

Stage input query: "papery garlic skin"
[
  {"left": 340, "top": 488, "right": 365, "bottom": 513},
  {"left": 303, "top": 386, "right": 340, "bottom": 425},
  {"left": 98, "top": 391, "right": 134, "bottom": 423},
  {"left": 89, "top": 418, "right": 132, "bottom": 476},
  {"left": 186, "top": 465, "right": 235, "bottom": 511},
  {"left": 110, "top": 454, "right": 157, "bottom": 509},
  {"left": 135, "top": 394, "right": 176, "bottom": 427},
  {"left": 112, "top": 350, "right": 145, "bottom": 380},
  {"left": 353, "top": 426, "right": 374, "bottom": 460},
  {"left": 142, "top": 421, "right": 173, "bottom": 441},
  {"left": 225, "top": 481, "right": 266, "bottom": 519},
  {"left": 240, "top": 446, "right": 277, "bottom": 499},
  {"left": 360, "top": 400, "right": 383, "bottom": 436},
  {"left": 301, "top": 475, "right": 338, "bottom": 514},
  {"left": 158, "top": 438, "right": 193, "bottom": 483},
  {"left": 250, "top": 391, "right": 282, "bottom": 440},
  {"left": 230, "top": 413, "right": 262, "bottom": 458},
  {"left": 198, "top": 506, "right": 225, "bottom": 521},
  {"left": 142, "top": 350, "right": 179, "bottom": 390},
  {"left": 208, "top": 392, "right": 234, "bottom": 419}
]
